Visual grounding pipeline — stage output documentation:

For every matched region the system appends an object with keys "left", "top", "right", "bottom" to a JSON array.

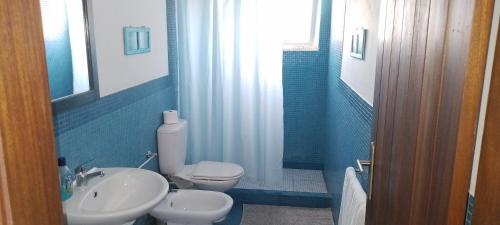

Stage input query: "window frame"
[{"left": 282, "top": 0, "right": 322, "bottom": 51}]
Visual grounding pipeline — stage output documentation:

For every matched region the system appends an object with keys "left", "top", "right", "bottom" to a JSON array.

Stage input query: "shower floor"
[
  {"left": 234, "top": 168, "right": 328, "bottom": 193},
  {"left": 219, "top": 169, "right": 331, "bottom": 225}
]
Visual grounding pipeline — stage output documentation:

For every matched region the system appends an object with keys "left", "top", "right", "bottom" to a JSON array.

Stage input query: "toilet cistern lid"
[{"left": 191, "top": 161, "right": 244, "bottom": 181}]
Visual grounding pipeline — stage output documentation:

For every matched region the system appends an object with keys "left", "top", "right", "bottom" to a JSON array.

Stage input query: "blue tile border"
[
  {"left": 227, "top": 188, "right": 332, "bottom": 208},
  {"left": 53, "top": 74, "right": 174, "bottom": 136},
  {"left": 337, "top": 79, "right": 373, "bottom": 123},
  {"left": 283, "top": 161, "right": 324, "bottom": 170}
]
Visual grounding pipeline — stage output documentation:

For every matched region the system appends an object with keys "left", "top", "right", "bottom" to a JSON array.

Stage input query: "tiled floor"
[
  {"left": 240, "top": 204, "right": 334, "bottom": 225},
  {"left": 218, "top": 169, "right": 331, "bottom": 225},
  {"left": 235, "top": 169, "right": 328, "bottom": 193}
]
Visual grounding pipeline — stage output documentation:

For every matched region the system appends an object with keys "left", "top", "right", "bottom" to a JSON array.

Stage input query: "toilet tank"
[{"left": 157, "top": 119, "right": 187, "bottom": 175}]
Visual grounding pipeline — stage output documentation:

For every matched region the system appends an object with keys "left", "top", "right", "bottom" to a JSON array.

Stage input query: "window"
[{"left": 282, "top": 0, "right": 322, "bottom": 51}]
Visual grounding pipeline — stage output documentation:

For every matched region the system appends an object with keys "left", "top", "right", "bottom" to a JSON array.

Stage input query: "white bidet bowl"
[{"left": 150, "top": 189, "right": 233, "bottom": 225}]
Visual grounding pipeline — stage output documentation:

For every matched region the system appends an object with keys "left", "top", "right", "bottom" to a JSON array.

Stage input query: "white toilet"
[
  {"left": 150, "top": 190, "right": 233, "bottom": 225},
  {"left": 150, "top": 117, "right": 243, "bottom": 225},
  {"left": 156, "top": 119, "right": 244, "bottom": 192}
]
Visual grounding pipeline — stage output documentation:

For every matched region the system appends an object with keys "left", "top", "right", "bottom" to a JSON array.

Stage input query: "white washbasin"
[{"left": 64, "top": 167, "right": 169, "bottom": 225}]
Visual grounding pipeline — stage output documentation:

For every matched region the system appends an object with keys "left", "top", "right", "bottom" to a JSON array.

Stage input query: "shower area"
[
  {"left": 228, "top": 0, "right": 334, "bottom": 209},
  {"left": 175, "top": 0, "right": 375, "bottom": 224},
  {"left": 176, "top": 0, "right": 331, "bottom": 197}
]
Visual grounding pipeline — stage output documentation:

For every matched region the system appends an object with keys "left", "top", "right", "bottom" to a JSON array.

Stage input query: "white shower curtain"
[{"left": 177, "top": 0, "right": 284, "bottom": 184}]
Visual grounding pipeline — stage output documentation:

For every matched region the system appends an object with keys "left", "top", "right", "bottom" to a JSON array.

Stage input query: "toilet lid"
[{"left": 191, "top": 161, "right": 244, "bottom": 181}]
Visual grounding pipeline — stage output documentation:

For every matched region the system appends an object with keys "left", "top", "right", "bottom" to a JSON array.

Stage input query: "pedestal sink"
[{"left": 64, "top": 168, "right": 169, "bottom": 225}]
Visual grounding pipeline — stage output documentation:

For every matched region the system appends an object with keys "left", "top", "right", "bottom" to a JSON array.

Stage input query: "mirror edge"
[{"left": 52, "top": 0, "right": 100, "bottom": 114}]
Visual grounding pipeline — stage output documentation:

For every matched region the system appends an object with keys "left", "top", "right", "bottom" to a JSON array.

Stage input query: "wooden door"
[
  {"left": 0, "top": 0, "right": 64, "bottom": 224},
  {"left": 473, "top": 25, "right": 500, "bottom": 225},
  {"left": 367, "top": 0, "right": 494, "bottom": 225}
]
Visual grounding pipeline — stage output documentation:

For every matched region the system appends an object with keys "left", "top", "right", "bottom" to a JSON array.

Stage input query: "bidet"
[{"left": 150, "top": 189, "right": 234, "bottom": 225}]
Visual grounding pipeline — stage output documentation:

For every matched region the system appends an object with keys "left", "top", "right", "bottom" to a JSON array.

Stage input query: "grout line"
[{"left": 235, "top": 169, "right": 328, "bottom": 193}]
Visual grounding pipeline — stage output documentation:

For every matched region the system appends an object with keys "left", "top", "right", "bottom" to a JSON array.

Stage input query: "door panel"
[
  {"left": 367, "top": 0, "right": 494, "bottom": 224},
  {"left": 0, "top": 0, "right": 63, "bottom": 224}
]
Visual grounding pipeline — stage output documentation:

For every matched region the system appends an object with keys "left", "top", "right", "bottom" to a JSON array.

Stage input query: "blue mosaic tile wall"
[
  {"left": 53, "top": 1, "right": 178, "bottom": 224},
  {"left": 53, "top": 0, "right": 177, "bottom": 170},
  {"left": 465, "top": 194, "right": 475, "bottom": 225},
  {"left": 53, "top": 0, "right": 177, "bottom": 225},
  {"left": 323, "top": 0, "right": 374, "bottom": 223},
  {"left": 282, "top": 0, "right": 331, "bottom": 168},
  {"left": 54, "top": 0, "right": 177, "bottom": 170}
]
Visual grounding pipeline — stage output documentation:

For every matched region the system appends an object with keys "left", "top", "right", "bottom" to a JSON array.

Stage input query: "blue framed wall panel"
[{"left": 124, "top": 26, "right": 151, "bottom": 55}]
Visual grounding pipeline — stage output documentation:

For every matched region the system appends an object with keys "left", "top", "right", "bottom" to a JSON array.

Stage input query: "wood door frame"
[
  {"left": 472, "top": 19, "right": 500, "bottom": 225},
  {"left": 0, "top": 0, "right": 64, "bottom": 224},
  {"left": 368, "top": 0, "right": 494, "bottom": 224},
  {"left": 444, "top": 0, "right": 495, "bottom": 224}
]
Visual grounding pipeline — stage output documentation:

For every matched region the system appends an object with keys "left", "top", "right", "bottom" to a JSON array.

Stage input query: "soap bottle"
[{"left": 58, "top": 157, "right": 74, "bottom": 201}]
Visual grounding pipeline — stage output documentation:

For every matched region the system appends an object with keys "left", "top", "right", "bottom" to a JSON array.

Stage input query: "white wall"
[
  {"left": 89, "top": 0, "right": 169, "bottom": 97},
  {"left": 340, "top": 0, "right": 381, "bottom": 106},
  {"left": 468, "top": 0, "right": 500, "bottom": 196}
]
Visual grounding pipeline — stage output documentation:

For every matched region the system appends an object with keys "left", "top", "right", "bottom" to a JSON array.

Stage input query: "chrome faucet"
[{"left": 74, "top": 163, "right": 105, "bottom": 187}]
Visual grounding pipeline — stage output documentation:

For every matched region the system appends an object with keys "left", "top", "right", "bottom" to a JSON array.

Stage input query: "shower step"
[{"left": 226, "top": 188, "right": 331, "bottom": 208}]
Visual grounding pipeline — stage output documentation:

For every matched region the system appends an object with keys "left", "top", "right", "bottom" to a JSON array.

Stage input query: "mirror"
[{"left": 40, "top": 0, "right": 98, "bottom": 111}]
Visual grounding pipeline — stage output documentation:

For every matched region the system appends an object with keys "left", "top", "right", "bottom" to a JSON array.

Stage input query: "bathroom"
[{"left": 1, "top": 0, "right": 499, "bottom": 225}]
